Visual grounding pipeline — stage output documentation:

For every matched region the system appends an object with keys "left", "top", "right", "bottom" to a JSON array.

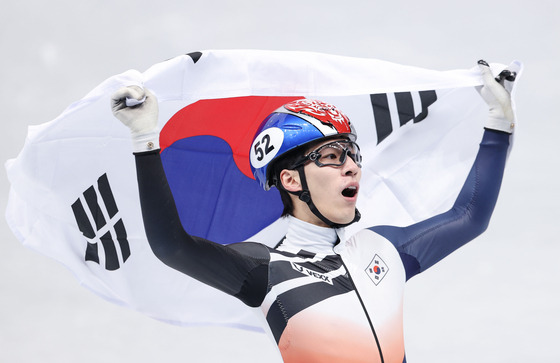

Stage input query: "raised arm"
[
  {"left": 111, "top": 87, "right": 269, "bottom": 307},
  {"left": 371, "top": 60, "right": 519, "bottom": 279}
]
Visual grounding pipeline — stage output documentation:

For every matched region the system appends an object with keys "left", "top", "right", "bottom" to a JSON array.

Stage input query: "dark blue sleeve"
[{"left": 370, "top": 129, "right": 510, "bottom": 280}]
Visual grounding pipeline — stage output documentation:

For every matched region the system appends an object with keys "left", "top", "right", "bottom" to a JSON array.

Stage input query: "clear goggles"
[{"left": 294, "top": 140, "right": 362, "bottom": 168}]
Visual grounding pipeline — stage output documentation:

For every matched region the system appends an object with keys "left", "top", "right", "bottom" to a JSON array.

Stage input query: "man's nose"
[{"left": 342, "top": 153, "right": 360, "bottom": 175}]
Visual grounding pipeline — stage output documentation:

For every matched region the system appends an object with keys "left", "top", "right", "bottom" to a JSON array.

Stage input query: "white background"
[{"left": 1, "top": 1, "right": 559, "bottom": 362}]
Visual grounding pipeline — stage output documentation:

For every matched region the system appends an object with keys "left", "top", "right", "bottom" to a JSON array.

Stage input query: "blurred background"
[{"left": 1, "top": 1, "right": 558, "bottom": 362}]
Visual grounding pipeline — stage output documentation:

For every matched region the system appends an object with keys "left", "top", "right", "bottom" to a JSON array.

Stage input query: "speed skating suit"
[{"left": 134, "top": 129, "right": 509, "bottom": 363}]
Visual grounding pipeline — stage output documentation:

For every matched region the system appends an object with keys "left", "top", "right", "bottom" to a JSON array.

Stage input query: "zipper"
[{"left": 340, "top": 257, "right": 385, "bottom": 363}]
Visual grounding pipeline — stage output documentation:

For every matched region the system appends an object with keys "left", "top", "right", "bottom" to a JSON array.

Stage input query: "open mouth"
[{"left": 341, "top": 186, "right": 358, "bottom": 198}]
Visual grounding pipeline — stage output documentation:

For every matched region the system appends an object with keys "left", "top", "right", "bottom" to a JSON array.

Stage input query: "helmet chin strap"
[{"left": 288, "top": 167, "right": 360, "bottom": 229}]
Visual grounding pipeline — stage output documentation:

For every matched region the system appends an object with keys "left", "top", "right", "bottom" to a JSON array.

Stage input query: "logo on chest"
[
  {"left": 365, "top": 254, "right": 389, "bottom": 285},
  {"left": 291, "top": 262, "right": 334, "bottom": 285}
]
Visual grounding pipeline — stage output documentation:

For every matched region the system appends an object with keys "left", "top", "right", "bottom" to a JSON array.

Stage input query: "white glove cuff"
[
  {"left": 486, "top": 116, "right": 515, "bottom": 134},
  {"left": 131, "top": 130, "right": 160, "bottom": 153}
]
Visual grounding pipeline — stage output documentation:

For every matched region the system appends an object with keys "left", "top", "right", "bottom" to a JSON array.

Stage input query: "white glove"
[
  {"left": 111, "top": 85, "right": 160, "bottom": 152},
  {"left": 477, "top": 60, "right": 517, "bottom": 133}
]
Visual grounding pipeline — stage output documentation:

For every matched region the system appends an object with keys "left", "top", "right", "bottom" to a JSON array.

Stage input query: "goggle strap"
[
  {"left": 295, "top": 167, "right": 360, "bottom": 228},
  {"left": 278, "top": 166, "right": 362, "bottom": 229}
]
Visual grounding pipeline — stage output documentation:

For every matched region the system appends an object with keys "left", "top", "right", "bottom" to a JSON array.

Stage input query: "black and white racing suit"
[{"left": 134, "top": 129, "right": 510, "bottom": 363}]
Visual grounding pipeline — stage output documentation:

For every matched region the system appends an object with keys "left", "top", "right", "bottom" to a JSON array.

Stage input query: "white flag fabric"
[{"left": 5, "top": 50, "right": 521, "bottom": 331}]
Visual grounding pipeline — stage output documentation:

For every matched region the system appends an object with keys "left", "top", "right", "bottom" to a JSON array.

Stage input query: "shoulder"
[
  {"left": 226, "top": 241, "right": 272, "bottom": 261},
  {"left": 342, "top": 227, "right": 420, "bottom": 280},
  {"left": 340, "top": 228, "right": 400, "bottom": 257},
  {"left": 344, "top": 225, "right": 406, "bottom": 248}
]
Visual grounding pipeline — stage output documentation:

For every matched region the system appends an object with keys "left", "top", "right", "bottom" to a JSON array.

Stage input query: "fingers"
[
  {"left": 478, "top": 60, "right": 498, "bottom": 85},
  {"left": 111, "top": 86, "right": 146, "bottom": 111},
  {"left": 478, "top": 59, "right": 518, "bottom": 88},
  {"left": 477, "top": 59, "right": 513, "bottom": 96},
  {"left": 477, "top": 59, "right": 516, "bottom": 132}
]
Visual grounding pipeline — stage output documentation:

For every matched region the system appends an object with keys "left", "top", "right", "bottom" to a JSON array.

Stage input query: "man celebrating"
[{"left": 111, "top": 60, "right": 516, "bottom": 362}]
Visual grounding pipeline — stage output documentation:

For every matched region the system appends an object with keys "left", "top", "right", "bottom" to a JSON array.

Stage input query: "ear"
[{"left": 279, "top": 169, "right": 301, "bottom": 192}]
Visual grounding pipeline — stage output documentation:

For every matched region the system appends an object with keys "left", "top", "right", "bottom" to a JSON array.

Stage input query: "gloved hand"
[
  {"left": 477, "top": 60, "right": 517, "bottom": 133},
  {"left": 111, "top": 85, "right": 160, "bottom": 152}
]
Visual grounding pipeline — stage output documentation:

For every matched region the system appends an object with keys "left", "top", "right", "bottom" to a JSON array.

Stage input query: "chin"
[{"left": 332, "top": 210, "right": 357, "bottom": 226}]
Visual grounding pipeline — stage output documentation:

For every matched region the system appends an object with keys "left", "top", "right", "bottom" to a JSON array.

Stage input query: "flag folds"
[{"left": 5, "top": 50, "right": 521, "bottom": 330}]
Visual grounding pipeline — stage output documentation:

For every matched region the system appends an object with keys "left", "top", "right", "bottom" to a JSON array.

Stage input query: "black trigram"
[
  {"left": 371, "top": 90, "right": 438, "bottom": 144},
  {"left": 71, "top": 173, "right": 130, "bottom": 271}
]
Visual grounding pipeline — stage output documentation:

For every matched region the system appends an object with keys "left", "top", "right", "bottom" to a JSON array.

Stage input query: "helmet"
[{"left": 250, "top": 99, "right": 357, "bottom": 190}]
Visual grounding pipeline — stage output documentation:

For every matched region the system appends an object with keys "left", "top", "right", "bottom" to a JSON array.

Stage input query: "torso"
[{"left": 261, "top": 218, "right": 406, "bottom": 363}]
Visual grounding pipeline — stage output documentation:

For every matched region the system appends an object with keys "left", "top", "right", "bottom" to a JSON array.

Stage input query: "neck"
[
  {"left": 291, "top": 205, "right": 329, "bottom": 227},
  {"left": 279, "top": 216, "right": 345, "bottom": 255}
]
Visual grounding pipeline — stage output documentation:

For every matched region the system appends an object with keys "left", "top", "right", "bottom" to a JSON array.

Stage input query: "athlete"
[{"left": 111, "top": 60, "right": 517, "bottom": 363}]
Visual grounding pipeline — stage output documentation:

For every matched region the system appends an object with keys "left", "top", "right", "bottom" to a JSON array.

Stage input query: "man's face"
[{"left": 301, "top": 138, "right": 362, "bottom": 226}]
